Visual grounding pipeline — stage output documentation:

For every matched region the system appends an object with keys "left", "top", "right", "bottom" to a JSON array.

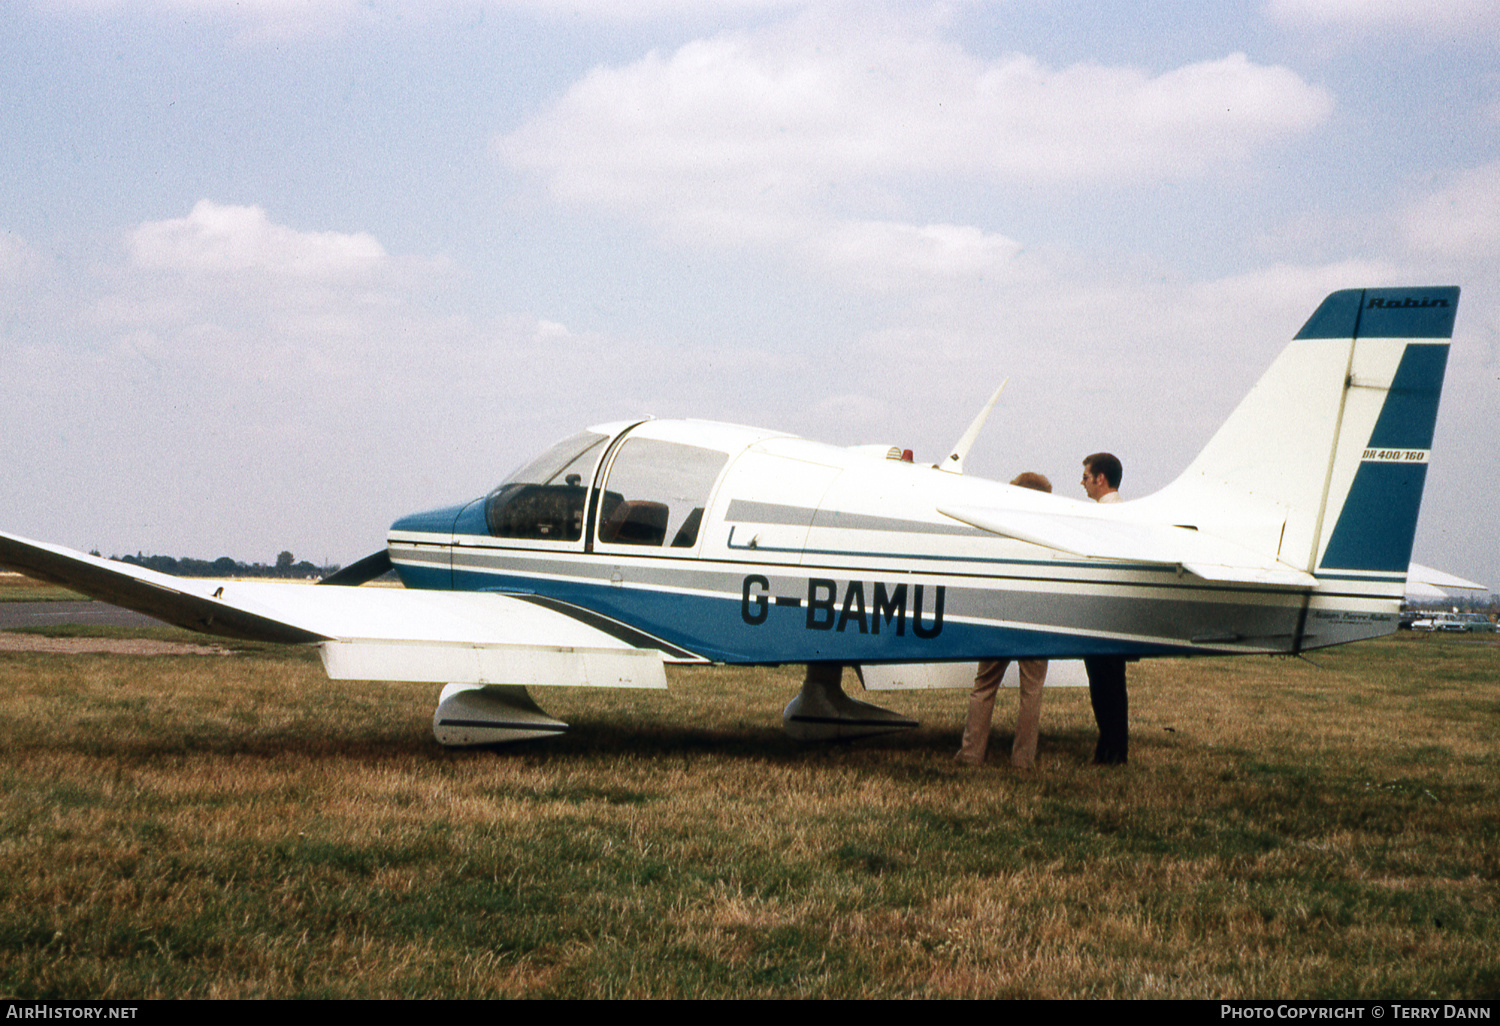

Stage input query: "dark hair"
[
  {"left": 1083, "top": 452, "right": 1122, "bottom": 489},
  {"left": 1009, "top": 471, "right": 1052, "bottom": 494}
]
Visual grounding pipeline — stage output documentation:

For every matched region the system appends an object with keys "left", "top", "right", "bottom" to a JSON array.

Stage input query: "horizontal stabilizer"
[
  {"left": 937, "top": 506, "right": 1316, "bottom": 588},
  {"left": 1407, "top": 562, "right": 1486, "bottom": 593}
]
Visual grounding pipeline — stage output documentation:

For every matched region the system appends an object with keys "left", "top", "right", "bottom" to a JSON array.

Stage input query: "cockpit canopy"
[{"left": 482, "top": 427, "right": 730, "bottom": 549}]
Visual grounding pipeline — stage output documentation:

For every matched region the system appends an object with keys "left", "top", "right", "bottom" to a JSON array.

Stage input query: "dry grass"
[
  {"left": 0, "top": 630, "right": 1496, "bottom": 998},
  {"left": 0, "top": 573, "right": 85, "bottom": 602}
]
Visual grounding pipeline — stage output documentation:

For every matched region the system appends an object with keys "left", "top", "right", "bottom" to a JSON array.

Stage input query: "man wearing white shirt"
[{"left": 1081, "top": 453, "right": 1128, "bottom": 765}]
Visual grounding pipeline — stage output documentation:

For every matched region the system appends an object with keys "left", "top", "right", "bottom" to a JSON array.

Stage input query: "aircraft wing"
[
  {"left": 0, "top": 530, "right": 667, "bottom": 688},
  {"left": 937, "top": 505, "right": 1317, "bottom": 588}
]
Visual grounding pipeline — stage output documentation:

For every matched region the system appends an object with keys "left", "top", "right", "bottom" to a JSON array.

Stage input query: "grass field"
[
  {"left": 1, "top": 625, "right": 1496, "bottom": 998},
  {"left": 0, "top": 573, "right": 84, "bottom": 602}
]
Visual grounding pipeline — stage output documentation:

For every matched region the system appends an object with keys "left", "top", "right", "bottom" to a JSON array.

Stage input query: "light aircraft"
[{"left": 0, "top": 287, "right": 1461, "bottom": 746}]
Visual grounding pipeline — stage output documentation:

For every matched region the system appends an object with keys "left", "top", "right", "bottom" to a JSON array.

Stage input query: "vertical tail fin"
[
  {"left": 1306, "top": 289, "right": 1455, "bottom": 575},
  {"left": 1154, "top": 287, "right": 1458, "bottom": 581}
]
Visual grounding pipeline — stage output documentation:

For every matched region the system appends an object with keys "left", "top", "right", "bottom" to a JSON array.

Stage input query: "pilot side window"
[
  {"left": 485, "top": 431, "right": 607, "bottom": 543},
  {"left": 597, "top": 438, "right": 728, "bottom": 549}
]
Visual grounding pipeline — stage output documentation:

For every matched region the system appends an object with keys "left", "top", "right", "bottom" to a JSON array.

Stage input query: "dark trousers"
[{"left": 1083, "top": 656, "right": 1128, "bottom": 764}]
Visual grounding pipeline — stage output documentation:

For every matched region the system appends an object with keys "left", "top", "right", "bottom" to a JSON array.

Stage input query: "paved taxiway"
[{"left": 0, "top": 601, "right": 163, "bottom": 630}]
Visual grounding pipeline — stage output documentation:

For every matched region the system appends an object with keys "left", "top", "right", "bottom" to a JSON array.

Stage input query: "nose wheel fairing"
[{"left": 432, "top": 683, "right": 569, "bottom": 746}]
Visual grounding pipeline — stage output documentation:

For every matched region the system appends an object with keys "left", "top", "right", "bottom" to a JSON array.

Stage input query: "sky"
[{"left": 2, "top": 0, "right": 1497, "bottom": 593}]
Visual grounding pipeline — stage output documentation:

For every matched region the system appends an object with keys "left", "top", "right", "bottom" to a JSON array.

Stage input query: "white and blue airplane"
[{"left": 0, "top": 287, "right": 1461, "bottom": 746}]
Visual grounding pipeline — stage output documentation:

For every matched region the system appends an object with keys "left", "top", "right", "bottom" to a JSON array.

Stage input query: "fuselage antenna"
[{"left": 937, "top": 379, "right": 1008, "bottom": 475}]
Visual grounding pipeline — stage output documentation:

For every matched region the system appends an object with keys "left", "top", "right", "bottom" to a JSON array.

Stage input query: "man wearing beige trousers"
[{"left": 955, "top": 471, "right": 1052, "bottom": 769}]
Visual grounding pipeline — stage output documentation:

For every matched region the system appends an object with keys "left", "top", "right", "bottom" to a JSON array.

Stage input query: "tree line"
[{"left": 110, "top": 550, "right": 340, "bottom": 579}]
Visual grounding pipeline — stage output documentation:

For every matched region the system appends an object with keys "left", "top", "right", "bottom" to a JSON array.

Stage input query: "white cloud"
[
  {"left": 533, "top": 319, "right": 572, "bottom": 344},
  {"left": 1402, "top": 163, "right": 1500, "bottom": 260},
  {"left": 808, "top": 220, "right": 1024, "bottom": 289},
  {"left": 65, "top": 202, "right": 464, "bottom": 411},
  {"left": 501, "top": 24, "right": 1332, "bottom": 208},
  {"left": 499, "top": 18, "right": 1332, "bottom": 292},
  {"left": 129, "top": 201, "right": 388, "bottom": 279}
]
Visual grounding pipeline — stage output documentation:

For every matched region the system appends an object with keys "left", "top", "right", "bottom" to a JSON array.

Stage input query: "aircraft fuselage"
[{"left": 387, "top": 418, "right": 1397, "bottom": 666}]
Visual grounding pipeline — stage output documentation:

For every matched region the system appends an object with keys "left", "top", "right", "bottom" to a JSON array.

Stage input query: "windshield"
[
  {"left": 486, "top": 431, "right": 609, "bottom": 543},
  {"left": 502, "top": 431, "right": 609, "bottom": 487}
]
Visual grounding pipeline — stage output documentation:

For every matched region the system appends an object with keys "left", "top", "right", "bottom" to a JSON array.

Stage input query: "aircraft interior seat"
[
  {"left": 600, "top": 500, "right": 669, "bottom": 545},
  {"left": 671, "top": 508, "right": 704, "bottom": 548}
]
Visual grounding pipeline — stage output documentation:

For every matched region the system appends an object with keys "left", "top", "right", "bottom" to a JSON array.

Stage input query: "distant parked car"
[
  {"left": 1446, "top": 613, "right": 1498, "bottom": 633},
  {"left": 1410, "top": 612, "right": 1497, "bottom": 633}
]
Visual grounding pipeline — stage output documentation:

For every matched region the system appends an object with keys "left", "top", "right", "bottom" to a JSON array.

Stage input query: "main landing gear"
[
  {"left": 781, "top": 662, "right": 918, "bottom": 741},
  {"left": 432, "top": 683, "right": 568, "bottom": 746},
  {"left": 431, "top": 663, "right": 918, "bottom": 746}
]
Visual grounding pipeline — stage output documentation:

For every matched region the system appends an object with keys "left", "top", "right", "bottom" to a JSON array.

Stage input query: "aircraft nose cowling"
[{"left": 390, "top": 502, "right": 473, "bottom": 536}]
